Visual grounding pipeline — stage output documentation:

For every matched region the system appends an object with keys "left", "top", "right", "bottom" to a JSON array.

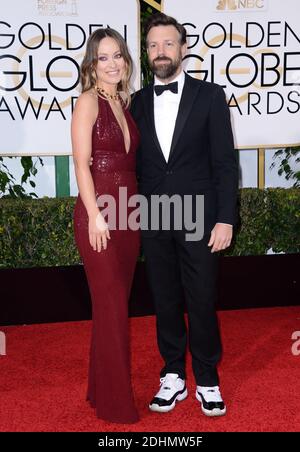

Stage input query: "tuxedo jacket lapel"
[
  {"left": 168, "top": 74, "right": 201, "bottom": 162},
  {"left": 141, "top": 85, "right": 166, "bottom": 164},
  {"left": 140, "top": 74, "right": 201, "bottom": 165}
]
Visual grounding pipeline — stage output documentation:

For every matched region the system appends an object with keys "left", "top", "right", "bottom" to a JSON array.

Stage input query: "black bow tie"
[{"left": 154, "top": 81, "right": 178, "bottom": 96}]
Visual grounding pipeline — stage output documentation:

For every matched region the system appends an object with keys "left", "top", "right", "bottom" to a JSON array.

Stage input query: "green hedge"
[{"left": 0, "top": 188, "right": 299, "bottom": 269}]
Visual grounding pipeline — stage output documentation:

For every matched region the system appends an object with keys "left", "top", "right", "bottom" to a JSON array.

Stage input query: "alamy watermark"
[
  {"left": 0, "top": 331, "right": 6, "bottom": 356},
  {"left": 291, "top": 331, "right": 300, "bottom": 356},
  {"left": 96, "top": 187, "right": 205, "bottom": 241}
]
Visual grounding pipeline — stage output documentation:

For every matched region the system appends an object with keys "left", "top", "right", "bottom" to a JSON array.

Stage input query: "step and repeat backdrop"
[
  {"left": 163, "top": 0, "right": 300, "bottom": 149},
  {"left": 0, "top": 0, "right": 140, "bottom": 156},
  {"left": 0, "top": 0, "right": 299, "bottom": 194}
]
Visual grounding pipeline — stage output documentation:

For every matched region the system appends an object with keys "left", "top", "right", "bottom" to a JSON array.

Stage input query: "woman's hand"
[{"left": 88, "top": 211, "right": 110, "bottom": 252}]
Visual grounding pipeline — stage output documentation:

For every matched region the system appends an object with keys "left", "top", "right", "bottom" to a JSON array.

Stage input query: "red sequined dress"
[{"left": 73, "top": 95, "right": 140, "bottom": 423}]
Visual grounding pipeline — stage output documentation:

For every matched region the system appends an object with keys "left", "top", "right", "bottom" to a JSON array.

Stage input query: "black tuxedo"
[{"left": 131, "top": 73, "right": 238, "bottom": 385}]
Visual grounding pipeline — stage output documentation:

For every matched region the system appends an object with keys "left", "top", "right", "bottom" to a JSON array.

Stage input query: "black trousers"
[{"left": 142, "top": 230, "right": 222, "bottom": 386}]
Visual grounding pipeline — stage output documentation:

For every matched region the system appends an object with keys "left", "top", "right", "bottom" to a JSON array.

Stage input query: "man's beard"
[{"left": 149, "top": 54, "right": 182, "bottom": 80}]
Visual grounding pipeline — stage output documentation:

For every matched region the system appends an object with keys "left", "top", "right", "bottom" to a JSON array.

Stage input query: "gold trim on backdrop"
[
  {"left": 40, "top": 71, "right": 72, "bottom": 78},
  {"left": 143, "top": 0, "right": 161, "bottom": 11},
  {"left": 258, "top": 148, "right": 265, "bottom": 189},
  {"left": 236, "top": 142, "right": 300, "bottom": 150},
  {"left": 220, "top": 68, "right": 250, "bottom": 75},
  {"left": 135, "top": 0, "right": 141, "bottom": 90},
  {"left": 13, "top": 35, "right": 73, "bottom": 110}
]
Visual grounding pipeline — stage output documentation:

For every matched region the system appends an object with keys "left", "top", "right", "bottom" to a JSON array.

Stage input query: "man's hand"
[
  {"left": 208, "top": 223, "right": 233, "bottom": 253},
  {"left": 89, "top": 156, "right": 93, "bottom": 166}
]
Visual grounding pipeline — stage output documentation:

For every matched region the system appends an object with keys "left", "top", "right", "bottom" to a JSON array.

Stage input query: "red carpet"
[{"left": 0, "top": 306, "right": 300, "bottom": 432}]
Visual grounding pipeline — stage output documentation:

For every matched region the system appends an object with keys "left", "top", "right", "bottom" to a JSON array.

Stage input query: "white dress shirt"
[{"left": 154, "top": 71, "right": 185, "bottom": 163}]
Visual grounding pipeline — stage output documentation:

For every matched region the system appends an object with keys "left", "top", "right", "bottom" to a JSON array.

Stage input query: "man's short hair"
[{"left": 144, "top": 12, "right": 187, "bottom": 46}]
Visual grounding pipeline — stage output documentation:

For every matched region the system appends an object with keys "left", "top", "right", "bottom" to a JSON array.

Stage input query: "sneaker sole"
[
  {"left": 196, "top": 390, "right": 226, "bottom": 417},
  {"left": 149, "top": 388, "right": 188, "bottom": 413}
]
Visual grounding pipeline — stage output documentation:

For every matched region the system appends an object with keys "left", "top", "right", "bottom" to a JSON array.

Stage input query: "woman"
[{"left": 72, "top": 28, "right": 140, "bottom": 423}]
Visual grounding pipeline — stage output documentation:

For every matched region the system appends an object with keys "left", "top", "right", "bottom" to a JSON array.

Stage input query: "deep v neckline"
[{"left": 107, "top": 100, "right": 131, "bottom": 155}]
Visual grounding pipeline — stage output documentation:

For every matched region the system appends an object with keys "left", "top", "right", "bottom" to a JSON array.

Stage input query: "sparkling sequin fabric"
[{"left": 73, "top": 96, "right": 140, "bottom": 423}]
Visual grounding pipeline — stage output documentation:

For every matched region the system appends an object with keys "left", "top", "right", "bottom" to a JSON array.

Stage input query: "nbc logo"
[
  {"left": 217, "top": 0, "right": 237, "bottom": 9},
  {"left": 216, "top": 0, "right": 266, "bottom": 11}
]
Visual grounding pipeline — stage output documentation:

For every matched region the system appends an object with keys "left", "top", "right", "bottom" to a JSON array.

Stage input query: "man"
[{"left": 130, "top": 13, "right": 238, "bottom": 417}]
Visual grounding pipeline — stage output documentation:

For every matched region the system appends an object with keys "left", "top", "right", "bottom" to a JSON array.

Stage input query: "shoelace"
[
  {"left": 200, "top": 386, "right": 222, "bottom": 402},
  {"left": 156, "top": 376, "right": 176, "bottom": 398}
]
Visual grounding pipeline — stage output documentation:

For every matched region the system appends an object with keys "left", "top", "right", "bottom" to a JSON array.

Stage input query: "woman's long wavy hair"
[{"left": 80, "top": 28, "right": 133, "bottom": 107}]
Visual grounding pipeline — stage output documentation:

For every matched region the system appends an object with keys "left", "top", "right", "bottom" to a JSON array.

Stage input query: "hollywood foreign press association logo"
[
  {"left": 37, "top": 0, "right": 78, "bottom": 17},
  {"left": 216, "top": 0, "right": 266, "bottom": 11}
]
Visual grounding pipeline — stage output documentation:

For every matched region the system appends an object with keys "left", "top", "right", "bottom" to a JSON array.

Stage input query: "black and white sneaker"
[
  {"left": 149, "top": 373, "right": 188, "bottom": 413},
  {"left": 196, "top": 385, "right": 226, "bottom": 417}
]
